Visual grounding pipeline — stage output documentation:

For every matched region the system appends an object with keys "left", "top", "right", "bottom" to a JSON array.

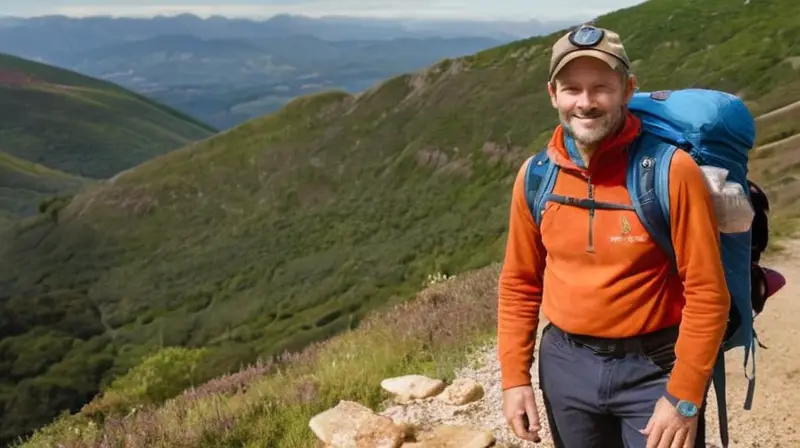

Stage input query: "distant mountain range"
[
  {"left": 63, "top": 34, "right": 506, "bottom": 129},
  {"left": 0, "top": 13, "right": 582, "bottom": 46},
  {"left": 0, "top": 14, "right": 581, "bottom": 129}
]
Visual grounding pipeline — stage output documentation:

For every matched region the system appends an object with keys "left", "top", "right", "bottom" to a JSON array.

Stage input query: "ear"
[
  {"left": 624, "top": 74, "right": 637, "bottom": 102},
  {"left": 547, "top": 81, "right": 558, "bottom": 108}
]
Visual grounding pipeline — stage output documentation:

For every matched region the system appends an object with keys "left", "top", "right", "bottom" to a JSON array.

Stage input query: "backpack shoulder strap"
[
  {"left": 626, "top": 131, "right": 679, "bottom": 264},
  {"left": 627, "top": 131, "right": 739, "bottom": 448},
  {"left": 524, "top": 149, "right": 559, "bottom": 227}
]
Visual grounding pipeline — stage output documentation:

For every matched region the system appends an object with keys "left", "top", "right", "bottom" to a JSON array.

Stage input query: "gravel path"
[{"left": 380, "top": 242, "right": 800, "bottom": 447}]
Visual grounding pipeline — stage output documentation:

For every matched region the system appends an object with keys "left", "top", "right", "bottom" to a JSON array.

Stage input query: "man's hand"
[
  {"left": 641, "top": 396, "right": 698, "bottom": 448},
  {"left": 502, "top": 385, "right": 542, "bottom": 443}
]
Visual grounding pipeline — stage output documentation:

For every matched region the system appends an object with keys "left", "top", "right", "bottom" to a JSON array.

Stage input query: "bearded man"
[{"left": 496, "top": 25, "right": 731, "bottom": 448}]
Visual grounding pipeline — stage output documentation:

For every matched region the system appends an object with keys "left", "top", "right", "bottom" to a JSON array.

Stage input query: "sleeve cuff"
[
  {"left": 666, "top": 360, "right": 711, "bottom": 406},
  {"left": 501, "top": 371, "right": 532, "bottom": 391}
]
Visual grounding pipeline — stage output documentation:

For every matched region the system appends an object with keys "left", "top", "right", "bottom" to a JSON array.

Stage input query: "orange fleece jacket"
[{"left": 497, "top": 113, "right": 731, "bottom": 406}]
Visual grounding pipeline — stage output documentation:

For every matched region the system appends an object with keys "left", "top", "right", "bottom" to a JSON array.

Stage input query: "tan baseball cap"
[{"left": 548, "top": 25, "right": 631, "bottom": 82}]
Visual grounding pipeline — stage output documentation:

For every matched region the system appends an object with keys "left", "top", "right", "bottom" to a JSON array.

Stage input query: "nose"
[{"left": 575, "top": 90, "right": 594, "bottom": 109}]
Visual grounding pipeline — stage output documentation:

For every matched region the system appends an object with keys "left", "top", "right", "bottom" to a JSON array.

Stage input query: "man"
[{"left": 497, "top": 25, "right": 731, "bottom": 448}]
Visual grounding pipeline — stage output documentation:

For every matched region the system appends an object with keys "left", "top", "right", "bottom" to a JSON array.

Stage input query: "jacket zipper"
[{"left": 587, "top": 175, "right": 595, "bottom": 253}]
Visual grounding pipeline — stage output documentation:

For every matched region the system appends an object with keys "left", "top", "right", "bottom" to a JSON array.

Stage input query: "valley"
[
  {"left": 0, "top": 14, "right": 577, "bottom": 130},
  {"left": 63, "top": 34, "right": 507, "bottom": 129},
  {"left": 0, "top": 52, "right": 214, "bottom": 223}
]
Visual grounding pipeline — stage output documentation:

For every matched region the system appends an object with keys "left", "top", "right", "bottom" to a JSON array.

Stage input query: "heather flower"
[
  {"left": 21, "top": 263, "right": 502, "bottom": 448},
  {"left": 177, "top": 359, "right": 275, "bottom": 403}
]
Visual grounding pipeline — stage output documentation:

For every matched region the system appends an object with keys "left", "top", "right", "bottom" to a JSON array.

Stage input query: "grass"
[
  {"left": 0, "top": 52, "right": 216, "bottom": 180},
  {"left": 19, "top": 217, "right": 799, "bottom": 447},
  {"left": 2, "top": 0, "right": 800, "bottom": 444},
  {"left": 0, "top": 151, "right": 89, "bottom": 223},
  {"left": 17, "top": 266, "right": 499, "bottom": 447}
]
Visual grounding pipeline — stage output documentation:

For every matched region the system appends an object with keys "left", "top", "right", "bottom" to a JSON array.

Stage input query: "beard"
[{"left": 560, "top": 105, "right": 626, "bottom": 147}]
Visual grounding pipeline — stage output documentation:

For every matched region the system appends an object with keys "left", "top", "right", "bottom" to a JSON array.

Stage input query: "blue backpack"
[{"left": 524, "top": 88, "right": 760, "bottom": 448}]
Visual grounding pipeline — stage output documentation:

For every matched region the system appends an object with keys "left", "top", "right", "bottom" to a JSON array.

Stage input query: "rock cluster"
[{"left": 308, "top": 374, "right": 502, "bottom": 447}]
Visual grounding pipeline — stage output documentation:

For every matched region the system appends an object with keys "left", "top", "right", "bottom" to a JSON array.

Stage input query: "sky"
[{"left": 1, "top": 0, "right": 647, "bottom": 21}]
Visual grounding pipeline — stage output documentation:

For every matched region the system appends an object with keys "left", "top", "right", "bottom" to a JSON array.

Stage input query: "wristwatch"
[
  {"left": 676, "top": 400, "right": 698, "bottom": 418},
  {"left": 664, "top": 393, "right": 698, "bottom": 418}
]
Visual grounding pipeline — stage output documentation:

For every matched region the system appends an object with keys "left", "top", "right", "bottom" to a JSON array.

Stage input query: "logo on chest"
[{"left": 609, "top": 215, "right": 649, "bottom": 244}]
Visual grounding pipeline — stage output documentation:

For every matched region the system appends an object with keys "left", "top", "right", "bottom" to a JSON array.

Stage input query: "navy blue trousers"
[{"left": 538, "top": 324, "right": 707, "bottom": 448}]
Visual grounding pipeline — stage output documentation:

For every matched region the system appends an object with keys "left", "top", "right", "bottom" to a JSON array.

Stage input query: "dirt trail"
[
  {"left": 381, "top": 240, "right": 800, "bottom": 447},
  {"left": 700, "top": 240, "right": 800, "bottom": 447}
]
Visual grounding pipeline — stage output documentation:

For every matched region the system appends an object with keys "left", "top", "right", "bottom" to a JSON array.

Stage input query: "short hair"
[{"left": 615, "top": 64, "right": 632, "bottom": 80}]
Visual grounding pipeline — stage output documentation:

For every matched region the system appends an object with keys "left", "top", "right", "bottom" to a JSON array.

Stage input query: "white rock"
[
  {"left": 381, "top": 375, "right": 446, "bottom": 402},
  {"left": 406, "top": 424, "right": 496, "bottom": 448},
  {"left": 309, "top": 400, "right": 406, "bottom": 448},
  {"left": 437, "top": 378, "right": 484, "bottom": 406}
]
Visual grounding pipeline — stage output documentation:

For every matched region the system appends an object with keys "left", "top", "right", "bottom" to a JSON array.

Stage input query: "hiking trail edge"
[{"left": 376, "top": 239, "right": 800, "bottom": 448}]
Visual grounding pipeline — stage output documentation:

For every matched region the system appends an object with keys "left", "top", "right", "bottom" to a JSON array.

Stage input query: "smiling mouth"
[{"left": 573, "top": 113, "right": 603, "bottom": 120}]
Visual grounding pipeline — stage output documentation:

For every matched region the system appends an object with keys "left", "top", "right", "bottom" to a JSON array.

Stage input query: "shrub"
[{"left": 81, "top": 346, "right": 208, "bottom": 420}]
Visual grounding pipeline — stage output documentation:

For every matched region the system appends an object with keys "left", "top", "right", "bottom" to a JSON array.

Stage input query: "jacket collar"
[{"left": 546, "top": 112, "right": 642, "bottom": 179}]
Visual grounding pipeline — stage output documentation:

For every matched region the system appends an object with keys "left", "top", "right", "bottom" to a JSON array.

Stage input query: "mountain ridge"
[
  {"left": 0, "top": 13, "right": 583, "bottom": 44},
  {"left": 0, "top": 52, "right": 214, "bottom": 128},
  {"left": 0, "top": 51, "right": 215, "bottom": 225},
  {"left": 0, "top": 51, "right": 215, "bottom": 179}
]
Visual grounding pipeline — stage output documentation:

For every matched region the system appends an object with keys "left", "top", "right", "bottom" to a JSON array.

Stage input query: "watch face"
[{"left": 677, "top": 400, "right": 698, "bottom": 417}]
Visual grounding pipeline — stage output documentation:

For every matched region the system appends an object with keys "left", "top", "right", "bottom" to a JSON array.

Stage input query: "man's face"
[{"left": 547, "top": 56, "right": 635, "bottom": 147}]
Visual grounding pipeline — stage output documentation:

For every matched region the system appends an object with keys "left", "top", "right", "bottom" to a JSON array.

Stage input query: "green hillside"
[
  {"left": 0, "top": 151, "right": 89, "bottom": 226},
  {"left": 3, "top": 0, "right": 800, "bottom": 445},
  {"left": 0, "top": 52, "right": 216, "bottom": 179}
]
